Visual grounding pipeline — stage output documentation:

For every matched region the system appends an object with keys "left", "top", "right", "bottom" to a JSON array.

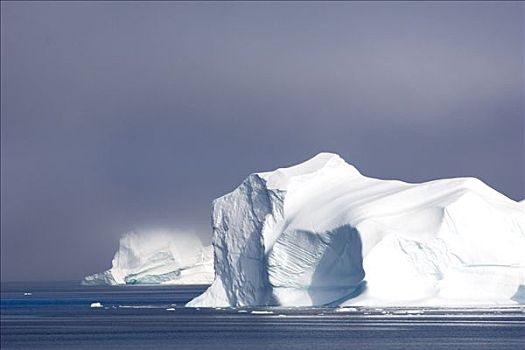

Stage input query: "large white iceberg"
[
  {"left": 83, "top": 231, "right": 214, "bottom": 285},
  {"left": 188, "top": 152, "right": 525, "bottom": 307}
]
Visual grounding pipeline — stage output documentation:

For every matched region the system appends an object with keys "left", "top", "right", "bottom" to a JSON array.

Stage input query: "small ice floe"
[
  {"left": 90, "top": 302, "right": 103, "bottom": 308},
  {"left": 237, "top": 310, "right": 248, "bottom": 313},
  {"left": 166, "top": 308, "right": 176, "bottom": 311},
  {"left": 276, "top": 314, "right": 287, "bottom": 318},
  {"left": 118, "top": 305, "right": 157, "bottom": 309},
  {"left": 405, "top": 309, "right": 424, "bottom": 315},
  {"left": 335, "top": 307, "right": 357, "bottom": 313},
  {"left": 23, "top": 292, "right": 32, "bottom": 296},
  {"left": 250, "top": 310, "right": 274, "bottom": 315}
]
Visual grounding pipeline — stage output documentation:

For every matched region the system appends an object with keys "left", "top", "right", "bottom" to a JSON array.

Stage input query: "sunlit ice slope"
[{"left": 188, "top": 153, "right": 525, "bottom": 307}]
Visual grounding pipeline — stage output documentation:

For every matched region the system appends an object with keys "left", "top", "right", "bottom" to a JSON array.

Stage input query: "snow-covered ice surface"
[
  {"left": 83, "top": 231, "right": 214, "bottom": 285},
  {"left": 188, "top": 152, "right": 525, "bottom": 308}
]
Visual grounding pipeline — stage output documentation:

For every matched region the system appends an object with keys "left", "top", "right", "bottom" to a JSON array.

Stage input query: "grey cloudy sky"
[{"left": 1, "top": 2, "right": 523, "bottom": 281}]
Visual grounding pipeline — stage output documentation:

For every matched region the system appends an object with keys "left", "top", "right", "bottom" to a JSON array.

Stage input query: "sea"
[{"left": 1, "top": 281, "right": 524, "bottom": 349}]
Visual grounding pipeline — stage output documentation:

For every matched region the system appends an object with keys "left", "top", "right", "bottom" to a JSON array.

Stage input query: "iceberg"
[
  {"left": 83, "top": 231, "right": 214, "bottom": 285},
  {"left": 188, "top": 152, "right": 525, "bottom": 307}
]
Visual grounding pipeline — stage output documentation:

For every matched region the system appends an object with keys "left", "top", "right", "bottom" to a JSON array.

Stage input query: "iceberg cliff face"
[
  {"left": 188, "top": 153, "right": 525, "bottom": 307},
  {"left": 83, "top": 231, "right": 214, "bottom": 285}
]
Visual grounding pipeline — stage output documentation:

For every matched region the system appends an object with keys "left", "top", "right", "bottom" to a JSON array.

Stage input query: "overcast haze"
[{"left": 1, "top": 2, "right": 524, "bottom": 281}]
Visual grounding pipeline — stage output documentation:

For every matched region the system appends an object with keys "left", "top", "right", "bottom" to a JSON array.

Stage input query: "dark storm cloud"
[{"left": 1, "top": 2, "right": 523, "bottom": 281}]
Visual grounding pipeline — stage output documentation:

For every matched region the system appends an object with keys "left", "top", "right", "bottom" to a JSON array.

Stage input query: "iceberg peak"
[{"left": 258, "top": 152, "right": 359, "bottom": 190}]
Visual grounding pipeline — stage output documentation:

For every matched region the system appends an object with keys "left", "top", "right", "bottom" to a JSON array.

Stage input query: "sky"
[{"left": 1, "top": 1, "right": 523, "bottom": 282}]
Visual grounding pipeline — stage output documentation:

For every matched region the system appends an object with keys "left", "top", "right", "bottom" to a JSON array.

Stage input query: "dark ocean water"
[{"left": 1, "top": 281, "right": 524, "bottom": 349}]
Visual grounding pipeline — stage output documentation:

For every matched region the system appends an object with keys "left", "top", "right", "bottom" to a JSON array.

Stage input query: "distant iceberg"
[
  {"left": 188, "top": 152, "right": 525, "bottom": 307},
  {"left": 83, "top": 231, "right": 214, "bottom": 285}
]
